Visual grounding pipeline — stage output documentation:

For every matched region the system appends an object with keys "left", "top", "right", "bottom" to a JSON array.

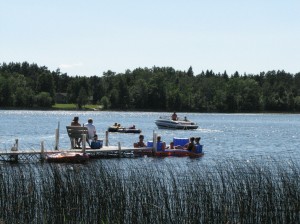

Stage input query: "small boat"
[
  {"left": 155, "top": 116, "right": 198, "bottom": 130},
  {"left": 134, "top": 137, "right": 204, "bottom": 157},
  {"left": 134, "top": 148, "right": 204, "bottom": 158},
  {"left": 107, "top": 126, "right": 142, "bottom": 134},
  {"left": 46, "top": 152, "right": 89, "bottom": 163},
  {"left": 156, "top": 149, "right": 204, "bottom": 158}
]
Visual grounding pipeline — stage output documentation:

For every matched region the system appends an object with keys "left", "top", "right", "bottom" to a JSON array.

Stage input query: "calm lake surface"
[{"left": 0, "top": 110, "right": 299, "bottom": 163}]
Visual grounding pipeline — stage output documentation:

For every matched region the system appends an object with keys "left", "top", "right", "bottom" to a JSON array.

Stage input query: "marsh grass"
[{"left": 0, "top": 159, "right": 300, "bottom": 223}]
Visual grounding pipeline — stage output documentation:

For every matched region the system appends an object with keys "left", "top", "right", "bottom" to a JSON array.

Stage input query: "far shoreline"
[{"left": 0, "top": 107, "right": 299, "bottom": 114}]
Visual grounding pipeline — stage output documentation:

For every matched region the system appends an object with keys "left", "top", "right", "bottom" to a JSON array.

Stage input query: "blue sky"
[{"left": 1, "top": 0, "right": 299, "bottom": 76}]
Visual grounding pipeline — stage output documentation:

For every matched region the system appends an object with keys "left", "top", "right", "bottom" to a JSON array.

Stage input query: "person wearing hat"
[
  {"left": 71, "top": 116, "right": 81, "bottom": 148},
  {"left": 85, "top": 118, "right": 97, "bottom": 146},
  {"left": 71, "top": 116, "right": 81, "bottom": 126}
]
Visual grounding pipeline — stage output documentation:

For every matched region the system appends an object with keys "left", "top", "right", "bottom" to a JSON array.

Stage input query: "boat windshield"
[{"left": 158, "top": 115, "right": 189, "bottom": 121}]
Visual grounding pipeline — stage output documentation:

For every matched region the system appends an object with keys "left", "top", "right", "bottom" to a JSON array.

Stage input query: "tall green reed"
[{"left": 0, "top": 158, "right": 299, "bottom": 223}]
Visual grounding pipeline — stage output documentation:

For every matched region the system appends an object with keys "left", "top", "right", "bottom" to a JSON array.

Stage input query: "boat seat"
[{"left": 66, "top": 126, "right": 88, "bottom": 149}]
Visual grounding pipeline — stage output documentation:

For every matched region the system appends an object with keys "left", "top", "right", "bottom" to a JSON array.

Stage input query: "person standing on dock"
[
  {"left": 71, "top": 116, "right": 81, "bottom": 148},
  {"left": 85, "top": 118, "right": 97, "bottom": 146}
]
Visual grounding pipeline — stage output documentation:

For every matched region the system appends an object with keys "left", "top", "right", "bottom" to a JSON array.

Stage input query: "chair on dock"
[{"left": 66, "top": 126, "right": 88, "bottom": 149}]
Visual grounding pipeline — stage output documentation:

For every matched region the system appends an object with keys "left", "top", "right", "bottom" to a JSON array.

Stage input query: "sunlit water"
[{"left": 0, "top": 110, "right": 299, "bottom": 163}]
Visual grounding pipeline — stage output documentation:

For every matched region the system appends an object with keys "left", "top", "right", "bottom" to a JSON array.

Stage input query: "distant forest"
[{"left": 1, "top": 61, "right": 300, "bottom": 112}]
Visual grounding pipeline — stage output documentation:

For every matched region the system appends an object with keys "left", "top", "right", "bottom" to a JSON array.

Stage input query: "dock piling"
[
  {"left": 10, "top": 139, "right": 19, "bottom": 162},
  {"left": 40, "top": 141, "right": 45, "bottom": 161},
  {"left": 105, "top": 131, "right": 108, "bottom": 146},
  {"left": 153, "top": 132, "right": 157, "bottom": 153},
  {"left": 82, "top": 134, "right": 86, "bottom": 153},
  {"left": 118, "top": 142, "right": 121, "bottom": 157},
  {"left": 55, "top": 125, "right": 59, "bottom": 150}
]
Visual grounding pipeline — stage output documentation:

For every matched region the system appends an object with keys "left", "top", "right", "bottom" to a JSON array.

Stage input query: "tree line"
[{"left": 1, "top": 61, "right": 300, "bottom": 112}]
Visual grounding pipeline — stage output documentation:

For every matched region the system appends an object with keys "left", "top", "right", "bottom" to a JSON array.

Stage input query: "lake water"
[{"left": 0, "top": 110, "right": 299, "bottom": 162}]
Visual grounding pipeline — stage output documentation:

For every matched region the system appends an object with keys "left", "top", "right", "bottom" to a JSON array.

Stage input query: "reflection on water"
[{"left": 0, "top": 110, "right": 300, "bottom": 162}]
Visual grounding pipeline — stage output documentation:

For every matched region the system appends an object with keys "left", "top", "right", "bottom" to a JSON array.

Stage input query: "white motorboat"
[{"left": 155, "top": 116, "right": 198, "bottom": 130}]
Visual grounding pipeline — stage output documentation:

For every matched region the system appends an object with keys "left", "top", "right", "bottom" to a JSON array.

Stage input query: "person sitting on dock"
[
  {"left": 134, "top": 134, "right": 146, "bottom": 148},
  {"left": 71, "top": 116, "right": 81, "bottom": 126},
  {"left": 71, "top": 116, "right": 81, "bottom": 148},
  {"left": 85, "top": 118, "right": 97, "bottom": 146},
  {"left": 156, "top": 136, "right": 166, "bottom": 151}
]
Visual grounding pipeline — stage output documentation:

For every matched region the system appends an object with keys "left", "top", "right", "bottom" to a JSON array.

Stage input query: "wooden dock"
[
  {"left": 0, "top": 132, "right": 204, "bottom": 163},
  {"left": 0, "top": 146, "right": 155, "bottom": 163},
  {"left": 0, "top": 129, "right": 158, "bottom": 163}
]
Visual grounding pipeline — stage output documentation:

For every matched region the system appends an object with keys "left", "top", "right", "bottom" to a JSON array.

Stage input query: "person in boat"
[
  {"left": 91, "top": 134, "right": 103, "bottom": 149},
  {"left": 195, "top": 137, "right": 201, "bottom": 144},
  {"left": 183, "top": 137, "right": 195, "bottom": 152},
  {"left": 166, "top": 142, "right": 183, "bottom": 149},
  {"left": 85, "top": 118, "right": 97, "bottom": 146},
  {"left": 134, "top": 134, "right": 146, "bottom": 148},
  {"left": 129, "top": 125, "right": 136, "bottom": 129},
  {"left": 156, "top": 135, "right": 166, "bottom": 151},
  {"left": 194, "top": 137, "right": 203, "bottom": 153},
  {"left": 171, "top": 112, "right": 178, "bottom": 121},
  {"left": 71, "top": 116, "right": 82, "bottom": 148}
]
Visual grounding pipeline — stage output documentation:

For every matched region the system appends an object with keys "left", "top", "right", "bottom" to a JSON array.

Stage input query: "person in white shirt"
[{"left": 85, "top": 118, "right": 96, "bottom": 146}]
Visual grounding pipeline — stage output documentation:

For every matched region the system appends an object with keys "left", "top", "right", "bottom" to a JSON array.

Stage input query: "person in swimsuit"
[{"left": 134, "top": 134, "right": 146, "bottom": 148}]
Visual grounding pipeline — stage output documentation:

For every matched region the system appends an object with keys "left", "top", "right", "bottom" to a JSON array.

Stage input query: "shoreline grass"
[
  {"left": 52, "top": 103, "right": 102, "bottom": 110},
  {"left": 0, "top": 159, "right": 300, "bottom": 223}
]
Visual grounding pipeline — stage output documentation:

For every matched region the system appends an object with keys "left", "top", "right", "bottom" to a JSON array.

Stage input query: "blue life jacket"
[
  {"left": 195, "top": 144, "right": 203, "bottom": 153},
  {"left": 157, "top": 141, "right": 164, "bottom": 152},
  {"left": 91, "top": 140, "right": 103, "bottom": 149}
]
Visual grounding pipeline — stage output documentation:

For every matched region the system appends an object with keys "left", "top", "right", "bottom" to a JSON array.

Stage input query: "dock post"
[
  {"left": 10, "top": 139, "right": 19, "bottom": 162},
  {"left": 153, "top": 132, "right": 157, "bottom": 154},
  {"left": 54, "top": 123, "right": 59, "bottom": 150},
  {"left": 118, "top": 142, "right": 121, "bottom": 157},
  {"left": 82, "top": 134, "right": 86, "bottom": 153},
  {"left": 40, "top": 141, "right": 45, "bottom": 161},
  {"left": 105, "top": 131, "right": 108, "bottom": 146}
]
